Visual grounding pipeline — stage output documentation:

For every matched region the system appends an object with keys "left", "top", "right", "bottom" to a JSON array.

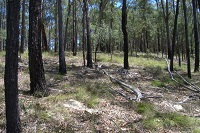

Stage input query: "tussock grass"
[{"left": 136, "top": 102, "right": 200, "bottom": 131}]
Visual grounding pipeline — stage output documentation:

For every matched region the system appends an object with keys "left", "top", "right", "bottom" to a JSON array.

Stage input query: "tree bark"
[
  {"left": 82, "top": 3, "right": 86, "bottom": 66},
  {"left": 64, "top": 0, "right": 71, "bottom": 51},
  {"left": 192, "top": 0, "right": 199, "bottom": 72},
  {"left": 41, "top": 21, "right": 49, "bottom": 51},
  {"left": 84, "top": 0, "right": 93, "bottom": 68},
  {"left": 72, "top": 0, "right": 77, "bottom": 56},
  {"left": 182, "top": 0, "right": 191, "bottom": 78},
  {"left": 5, "top": 0, "right": 21, "bottom": 132},
  {"left": 58, "top": 0, "right": 67, "bottom": 74},
  {"left": 170, "top": 0, "right": 180, "bottom": 71},
  {"left": 122, "top": 0, "right": 129, "bottom": 69},
  {"left": 20, "top": 0, "right": 26, "bottom": 53},
  {"left": 29, "top": 0, "right": 48, "bottom": 94}
]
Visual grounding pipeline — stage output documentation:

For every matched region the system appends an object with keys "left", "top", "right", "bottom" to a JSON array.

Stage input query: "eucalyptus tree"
[
  {"left": 58, "top": 0, "right": 67, "bottom": 74},
  {"left": 122, "top": 0, "right": 129, "bottom": 69},
  {"left": 192, "top": 0, "right": 199, "bottom": 72},
  {"left": 84, "top": 0, "right": 93, "bottom": 68},
  {"left": 29, "top": 0, "right": 48, "bottom": 94},
  {"left": 170, "top": 0, "right": 180, "bottom": 71},
  {"left": 5, "top": 0, "right": 21, "bottom": 132},
  {"left": 20, "top": 0, "right": 26, "bottom": 53},
  {"left": 182, "top": 0, "right": 191, "bottom": 78}
]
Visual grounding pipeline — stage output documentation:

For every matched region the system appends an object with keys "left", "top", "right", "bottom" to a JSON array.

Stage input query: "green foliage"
[{"left": 151, "top": 80, "right": 165, "bottom": 87}]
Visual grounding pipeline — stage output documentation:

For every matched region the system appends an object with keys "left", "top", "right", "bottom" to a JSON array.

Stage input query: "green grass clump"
[
  {"left": 136, "top": 102, "right": 155, "bottom": 117},
  {"left": 136, "top": 102, "right": 200, "bottom": 131},
  {"left": 151, "top": 80, "right": 165, "bottom": 87}
]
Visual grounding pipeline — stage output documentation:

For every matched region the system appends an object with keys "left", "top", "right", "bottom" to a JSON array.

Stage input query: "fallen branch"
[
  {"left": 165, "top": 58, "right": 199, "bottom": 93},
  {"left": 101, "top": 69, "right": 143, "bottom": 101}
]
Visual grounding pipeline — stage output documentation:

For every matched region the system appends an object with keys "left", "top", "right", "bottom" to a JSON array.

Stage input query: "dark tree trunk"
[
  {"left": 82, "top": 4, "right": 86, "bottom": 66},
  {"left": 64, "top": 0, "right": 71, "bottom": 51},
  {"left": 182, "top": 0, "right": 191, "bottom": 78},
  {"left": 58, "top": 0, "right": 67, "bottom": 74},
  {"left": 41, "top": 21, "right": 49, "bottom": 51},
  {"left": 192, "top": 0, "right": 199, "bottom": 72},
  {"left": 122, "top": 0, "right": 129, "bottom": 69},
  {"left": 20, "top": 0, "right": 26, "bottom": 53},
  {"left": 5, "top": 0, "right": 21, "bottom": 132},
  {"left": 72, "top": 0, "right": 77, "bottom": 56},
  {"left": 161, "top": 0, "right": 171, "bottom": 59},
  {"left": 29, "top": 0, "right": 48, "bottom": 94},
  {"left": 170, "top": 0, "right": 180, "bottom": 71},
  {"left": 54, "top": 1, "right": 58, "bottom": 52},
  {"left": 84, "top": 0, "right": 93, "bottom": 68}
]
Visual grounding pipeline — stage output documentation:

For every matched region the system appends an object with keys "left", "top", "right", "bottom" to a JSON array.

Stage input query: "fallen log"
[
  {"left": 101, "top": 69, "right": 143, "bottom": 101},
  {"left": 165, "top": 58, "right": 199, "bottom": 93}
]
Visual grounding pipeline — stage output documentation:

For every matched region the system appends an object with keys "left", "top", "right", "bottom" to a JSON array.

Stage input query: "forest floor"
[{"left": 0, "top": 51, "right": 200, "bottom": 133}]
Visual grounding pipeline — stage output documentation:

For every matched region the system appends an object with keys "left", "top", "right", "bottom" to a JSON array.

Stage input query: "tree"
[
  {"left": 84, "top": 0, "right": 93, "bottom": 68},
  {"left": 170, "top": 0, "right": 180, "bottom": 71},
  {"left": 192, "top": 0, "right": 199, "bottom": 72},
  {"left": 64, "top": 0, "right": 71, "bottom": 51},
  {"left": 29, "top": 0, "right": 48, "bottom": 94},
  {"left": 161, "top": 0, "right": 171, "bottom": 59},
  {"left": 58, "top": 0, "right": 67, "bottom": 74},
  {"left": 72, "top": 0, "right": 77, "bottom": 56},
  {"left": 20, "top": 0, "right": 26, "bottom": 53},
  {"left": 182, "top": 0, "right": 191, "bottom": 78},
  {"left": 5, "top": 0, "right": 21, "bottom": 132},
  {"left": 122, "top": 0, "right": 129, "bottom": 69}
]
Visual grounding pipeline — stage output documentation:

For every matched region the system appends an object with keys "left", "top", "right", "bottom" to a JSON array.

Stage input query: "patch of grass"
[
  {"left": 151, "top": 80, "right": 165, "bottom": 87},
  {"left": 136, "top": 102, "right": 155, "bottom": 118},
  {"left": 87, "top": 94, "right": 99, "bottom": 108},
  {"left": 45, "top": 94, "right": 72, "bottom": 103},
  {"left": 136, "top": 102, "right": 200, "bottom": 131}
]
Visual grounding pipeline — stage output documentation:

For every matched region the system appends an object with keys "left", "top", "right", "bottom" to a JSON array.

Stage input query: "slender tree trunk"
[
  {"left": 170, "top": 0, "right": 180, "bottom": 71},
  {"left": 20, "top": 0, "right": 26, "bottom": 53},
  {"left": 5, "top": 0, "right": 21, "bottom": 132},
  {"left": 58, "top": 0, "right": 67, "bottom": 74},
  {"left": 84, "top": 0, "right": 93, "bottom": 68},
  {"left": 29, "top": 0, "right": 48, "bottom": 94},
  {"left": 122, "top": 0, "right": 129, "bottom": 69},
  {"left": 72, "top": 0, "right": 77, "bottom": 56},
  {"left": 82, "top": 4, "right": 86, "bottom": 66},
  {"left": 54, "top": 1, "right": 58, "bottom": 52},
  {"left": 182, "top": 0, "right": 191, "bottom": 78},
  {"left": 161, "top": 0, "right": 171, "bottom": 59},
  {"left": 64, "top": 0, "right": 71, "bottom": 51},
  {"left": 192, "top": 0, "right": 199, "bottom": 72}
]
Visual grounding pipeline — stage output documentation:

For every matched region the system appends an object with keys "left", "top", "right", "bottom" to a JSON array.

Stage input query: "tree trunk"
[
  {"left": 192, "top": 0, "right": 199, "bottom": 72},
  {"left": 54, "top": 1, "right": 58, "bottom": 52},
  {"left": 82, "top": 3, "right": 86, "bottom": 66},
  {"left": 29, "top": 0, "right": 48, "bottom": 94},
  {"left": 5, "top": 0, "right": 21, "bottom": 132},
  {"left": 41, "top": 21, "right": 49, "bottom": 51},
  {"left": 72, "top": 0, "right": 77, "bottom": 56},
  {"left": 20, "top": 0, "right": 26, "bottom": 53},
  {"left": 182, "top": 0, "right": 191, "bottom": 78},
  {"left": 122, "top": 0, "right": 129, "bottom": 69},
  {"left": 58, "top": 0, "right": 67, "bottom": 74},
  {"left": 84, "top": 0, "right": 93, "bottom": 68},
  {"left": 170, "top": 0, "right": 180, "bottom": 71},
  {"left": 64, "top": 0, "right": 71, "bottom": 51}
]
